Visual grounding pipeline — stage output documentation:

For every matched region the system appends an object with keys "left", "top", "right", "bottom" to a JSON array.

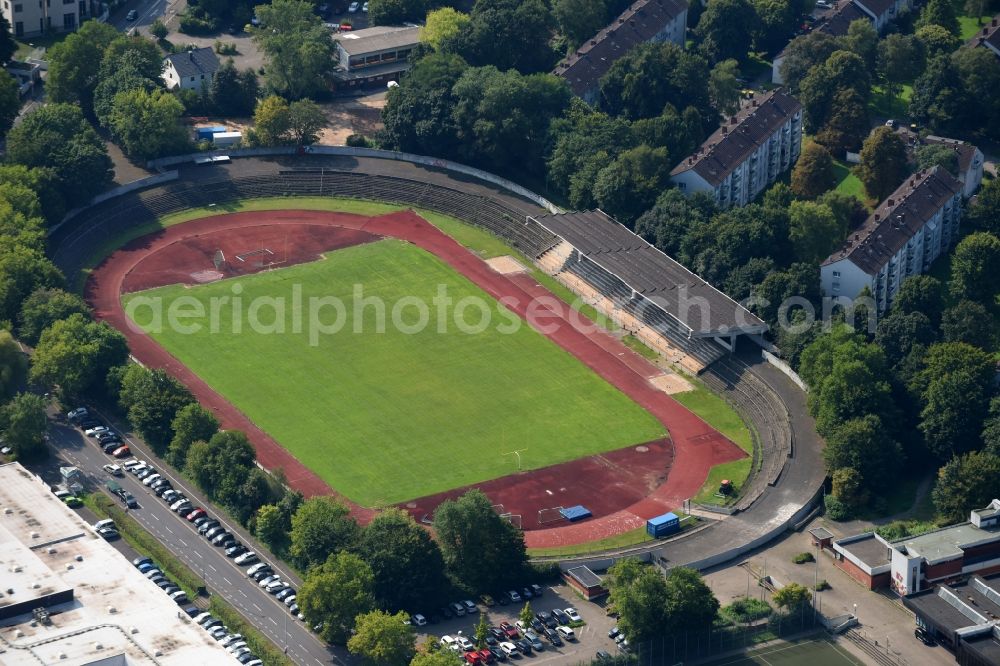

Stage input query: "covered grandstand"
[{"left": 529, "top": 210, "right": 767, "bottom": 374}]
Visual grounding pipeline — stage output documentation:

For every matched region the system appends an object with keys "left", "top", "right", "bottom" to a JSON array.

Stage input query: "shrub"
[
  {"left": 824, "top": 494, "right": 853, "bottom": 521},
  {"left": 345, "top": 133, "right": 370, "bottom": 148},
  {"left": 150, "top": 18, "right": 168, "bottom": 40},
  {"left": 792, "top": 552, "right": 815, "bottom": 564},
  {"left": 815, "top": 580, "right": 831, "bottom": 591},
  {"left": 721, "top": 597, "right": 772, "bottom": 624},
  {"left": 214, "top": 40, "right": 238, "bottom": 55},
  {"left": 179, "top": 12, "right": 218, "bottom": 35}
]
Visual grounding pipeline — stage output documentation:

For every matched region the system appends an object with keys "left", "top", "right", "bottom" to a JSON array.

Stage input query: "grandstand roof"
[{"left": 531, "top": 210, "right": 767, "bottom": 337}]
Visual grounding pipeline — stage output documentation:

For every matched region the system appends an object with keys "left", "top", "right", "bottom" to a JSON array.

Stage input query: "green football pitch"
[
  {"left": 700, "top": 637, "right": 865, "bottom": 666},
  {"left": 124, "top": 239, "right": 665, "bottom": 506}
]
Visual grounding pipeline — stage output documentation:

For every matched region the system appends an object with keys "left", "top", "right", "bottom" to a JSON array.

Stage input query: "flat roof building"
[
  {"left": 820, "top": 166, "right": 962, "bottom": 312},
  {"left": 0, "top": 462, "right": 237, "bottom": 665},
  {"left": 903, "top": 574, "right": 1000, "bottom": 662},
  {"left": 552, "top": 0, "right": 688, "bottom": 104},
  {"left": 333, "top": 25, "right": 420, "bottom": 90},
  {"left": 669, "top": 89, "right": 803, "bottom": 210}
]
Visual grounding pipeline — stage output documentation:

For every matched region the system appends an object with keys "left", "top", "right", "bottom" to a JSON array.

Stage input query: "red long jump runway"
[{"left": 86, "top": 209, "right": 745, "bottom": 548}]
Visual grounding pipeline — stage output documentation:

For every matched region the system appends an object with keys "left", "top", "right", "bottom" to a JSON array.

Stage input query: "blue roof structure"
[
  {"left": 560, "top": 505, "right": 592, "bottom": 522},
  {"left": 648, "top": 512, "right": 679, "bottom": 527}
]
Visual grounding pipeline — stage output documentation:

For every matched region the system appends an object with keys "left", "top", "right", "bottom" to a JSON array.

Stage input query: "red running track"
[{"left": 85, "top": 209, "right": 745, "bottom": 548}]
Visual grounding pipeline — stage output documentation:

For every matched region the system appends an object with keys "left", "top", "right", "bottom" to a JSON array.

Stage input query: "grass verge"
[
  {"left": 622, "top": 335, "right": 659, "bottom": 360},
  {"left": 527, "top": 526, "right": 654, "bottom": 558},
  {"left": 83, "top": 492, "right": 205, "bottom": 599},
  {"left": 959, "top": 14, "right": 994, "bottom": 41},
  {"left": 831, "top": 159, "right": 867, "bottom": 205}
]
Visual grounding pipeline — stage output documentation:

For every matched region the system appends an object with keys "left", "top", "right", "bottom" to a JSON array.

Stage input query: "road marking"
[
  {"left": 223, "top": 577, "right": 232, "bottom": 585},
  {"left": 194, "top": 551, "right": 203, "bottom": 558},
  {"left": 179, "top": 539, "right": 187, "bottom": 547},
  {"left": 253, "top": 603, "right": 262, "bottom": 612},
  {"left": 150, "top": 513, "right": 159, "bottom": 521},
  {"left": 269, "top": 617, "right": 278, "bottom": 626},
  {"left": 208, "top": 564, "right": 217, "bottom": 572}
]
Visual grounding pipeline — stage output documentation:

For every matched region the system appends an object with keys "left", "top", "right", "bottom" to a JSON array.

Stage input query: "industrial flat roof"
[
  {"left": 837, "top": 534, "right": 890, "bottom": 569},
  {"left": 531, "top": 210, "right": 767, "bottom": 336},
  {"left": 566, "top": 566, "right": 604, "bottom": 588},
  {"left": 0, "top": 463, "right": 237, "bottom": 665},
  {"left": 898, "top": 522, "right": 1000, "bottom": 564}
]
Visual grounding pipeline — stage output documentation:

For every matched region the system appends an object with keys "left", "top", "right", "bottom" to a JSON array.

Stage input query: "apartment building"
[
  {"left": 820, "top": 166, "right": 963, "bottom": 311},
  {"left": 552, "top": 0, "right": 688, "bottom": 104},
  {"left": 2, "top": 0, "right": 96, "bottom": 38},
  {"left": 895, "top": 127, "right": 985, "bottom": 198},
  {"left": 668, "top": 89, "right": 802, "bottom": 209}
]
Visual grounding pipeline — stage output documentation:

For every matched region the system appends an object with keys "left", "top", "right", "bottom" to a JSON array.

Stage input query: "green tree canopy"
[
  {"left": 918, "top": 342, "right": 996, "bottom": 459},
  {"left": 910, "top": 54, "right": 968, "bottom": 135},
  {"left": 44, "top": 20, "right": 120, "bottom": 107},
  {"left": 298, "top": 551, "right": 376, "bottom": 644},
  {"left": 348, "top": 610, "right": 416, "bottom": 665},
  {"left": 598, "top": 42, "right": 712, "bottom": 121},
  {"left": 421, "top": 8, "right": 471, "bottom": 51},
  {"left": 290, "top": 496, "right": 361, "bottom": 570},
  {"left": 185, "top": 430, "right": 277, "bottom": 523},
  {"left": 966, "top": 174, "right": 1000, "bottom": 235},
  {"left": 822, "top": 414, "right": 901, "bottom": 495},
  {"left": 0, "top": 71, "right": 20, "bottom": 140},
  {"left": 107, "top": 88, "right": 189, "bottom": 160},
  {"left": 941, "top": 300, "right": 994, "bottom": 350},
  {"left": 857, "top": 126, "right": 909, "bottom": 201},
  {"left": 0, "top": 330, "right": 26, "bottom": 401},
  {"left": 434, "top": 489, "right": 528, "bottom": 593},
  {"left": 932, "top": 451, "right": 1000, "bottom": 523},
  {"left": 950, "top": 232, "right": 1000, "bottom": 304},
  {"left": 790, "top": 142, "right": 835, "bottom": 199},
  {"left": 874, "top": 310, "right": 936, "bottom": 366},
  {"left": 5, "top": 104, "right": 113, "bottom": 205},
  {"left": 368, "top": 0, "right": 426, "bottom": 25},
  {"left": 917, "top": 0, "right": 959, "bottom": 35},
  {"left": 210, "top": 59, "right": 260, "bottom": 117},
  {"left": 593, "top": 145, "right": 672, "bottom": 227},
  {"left": 709, "top": 58, "right": 742, "bottom": 115},
  {"left": 773, "top": 582, "right": 812, "bottom": 609},
  {"left": 878, "top": 33, "right": 925, "bottom": 100},
  {"left": 287, "top": 99, "right": 326, "bottom": 145},
  {"left": 1, "top": 392, "right": 47, "bottom": 460},
  {"left": 166, "top": 402, "right": 219, "bottom": 468},
  {"left": 253, "top": 0, "right": 335, "bottom": 99},
  {"left": 17, "top": 288, "right": 90, "bottom": 346},
  {"left": 778, "top": 31, "right": 840, "bottom": 94},
  {"left": 359, "top": 508, "right": 449, "bottom": 612},
  {"left": 914, "top": 144, "right": 960, "bottom": 177},
  {"left": 554, "top": 0, "right": 608, "bottom": 49},
  {"left": 891, "top": 275, "right": 945, "bottom": 326},
  {"left": 30, "top": 315, "right": 127, "bottom": 399},
  {"left": 118, "top": 365, "right": 194, "bottom": 453},
  {"left": 445, "top": 0, "right": 558, "bottom": 74},
  {"left": 696, "top": 0, "right": 759, "bottom": 63},
  {"left": 788, "top": 200, "right": 841, "bottom": 262}
]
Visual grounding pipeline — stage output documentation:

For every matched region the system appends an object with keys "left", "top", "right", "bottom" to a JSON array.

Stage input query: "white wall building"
[
  {"left": 1, "top": 0, "right": 96, "bottom": 38},
  {"left": 820, "top": 166, "right": 963, "bottom": 312},
  {"left": 669, "top": 89, "right": 802, "bottom": 209},
  {"left": 162, "top": 48, "right": 220, "bottom": 91},
  {"left": 552, "top": 0, "right": 688, "bottom": 104}
]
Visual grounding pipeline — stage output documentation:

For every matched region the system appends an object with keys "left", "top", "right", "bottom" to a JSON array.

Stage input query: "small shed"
[
  {"left": 212, "top": 131, "right": 242, "bottom": 147},
  {"left": 195, "top": 126, "right": 227, "bottom": 141},
  {"left": 563, "top": 566, "right": 608, "bottom": 601},
  {"left": 646, "top": 512, "right": 680, "bottom": 538}
]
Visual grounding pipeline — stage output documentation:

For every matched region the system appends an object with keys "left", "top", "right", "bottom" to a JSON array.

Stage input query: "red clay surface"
[{"left": 86, "top": 209, "right": 746, "bottom": 548}]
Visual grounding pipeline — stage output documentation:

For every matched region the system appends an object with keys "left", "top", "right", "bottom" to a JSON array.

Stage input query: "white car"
[
  {"left": 564, "top": 607, "right": 581, "bottom": 622},
  {"left": 93, "top": 518, "right": 115, "bottom": 531},
  {"left": 85, "top": 425, "right": 109, "bottom": 436},
  {"left": 170, "top": 498, "right": 190, "bottom": 511},
  {"left": 258, "top": 575, "right": 279, "bottom": 588},
  {"left": 439, "top": 635, "right": 458, "bottom": 652},
  {"left": 412, "top": 613, "right": 427, "bottom": 626},
  {"left": 456, "top": 636, "right": 473, "bottom": 651},
  {"left": 362, "top": 1, "right": 368, "bottom": 10},
  {"left": 499, "top": 642, "right": 518, "bottom": 656},
  {"left": 234, "top": 551, "right": 257, "bottom": 565},
  {"left": 142, "top": 473, "right": 161, "bottom": 487},
  {"left": 247, "top": 563, "right": 270, "bottom": 576},
  {"left": 221, "top": 634, "right": 244, "bottom": 647},
  {"left": 102, "top": 463, "right": 123, "bottom": 476},
  {"left": 67, "top": 407, "right": 88, "bottom": 420},
  {"left": 347, "top": 1, "right": 358, "bottom": 11},
  {"left": 557, "top": 625, "right": 576, "bottom": 640}
]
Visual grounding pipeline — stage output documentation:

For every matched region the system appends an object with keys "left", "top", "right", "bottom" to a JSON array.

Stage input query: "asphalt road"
[
  {"left": 47, "top": 410, "right": 351, "bottom": 666},
  {"left": 112, "top": 0, "right": 175, "bottom": 32}
]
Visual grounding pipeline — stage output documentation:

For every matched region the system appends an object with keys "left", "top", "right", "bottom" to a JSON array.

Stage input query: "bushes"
[
  {"left": 179, "top": 12, "right": 219, "bottom": 35},
  {"left": 824, "top": 494, "right": 852, "bottom": 521},
  {"left": 721, "top": 597, "right": 772, "bottom": 624},
  {"left": 792, "top": 552, "right": 815, "bottom": 564}
]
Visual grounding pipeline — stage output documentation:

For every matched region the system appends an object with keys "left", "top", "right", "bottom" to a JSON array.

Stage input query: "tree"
[
  {"left": 0, "top": 71, "right": 19, "bottom": 140},
  {"left": 800, "top": 51, "right": 871, "bottom": 148},
  {"left": 474, "top": 612, "right": 489, "bottom": 649},
  {"left": 253, "top": 0, "right": 335, "bottom": 99},
  {"left": 983, "top": 399, "right": 1000, "bottom": 455},
  {"left": 952, "top": 47, "right": 1000, "bottom": 140},
  {"left": 790, "top": 142, "right": 835, "bottom": 199},
  {"left": 932, "top": 451, "right": 1000, "bottom": 523},
  {"left": 607, "top": 559, "right": 669, "bottom": 642},
  {"left": 150, "top": 18, "right": 169, "bottom": 40},
  {"left": 941, "top": 300, "right": 994, "bottom": 350},
  {"left": 788, "top": 200, "right": 840, "bottom": 262},
  {"left": 290, "top": 496, "right": 361, "bottom": 570},
  {"left": 519, "top": 602, "right": 535, "bottom": 626},
  {"left": 593, "top": 145, "right": 671, "bottom": 226},
  {"left": 814, "top": 88, "right": 870, "bottom": 155},
  {"left": 664, "top": 567, "right": 720, "bottom": 636},
  {"left": 878, "top": 34, "right": 925, "bottom": 101},
  {"left": 44, "top": 20, "right": 120, "bottom": 107},
  {"left": 5, "top": 104, "right": 113, "bottom": 205},
  {"left": 368, "top": 0, "right": 426, "bottom": 25},
  {"left": 915, "top": 25, "right": 961, "bottom": 61},
  {"left": 967, "top": 177, "right": 1000, "bottom": 235},
  {"left": 298, "top": 551, "right": 376, "bottom": 644},
  {"left": 253, "top": 503, "right": 288, "bottom": 552},
  {"left": 778, "top": 31, "right": 840, "bottom": 94},
  {"left": 915, "top": 144, "right": 960, "bottom": 177},
  {"left": 554, "top": 0, "right": 607, "bottom": 49},
  {"left": 410, "top": 651, "right": 463, "bottom": 666},
  {"left": 252, "top": 95, "right": 291, "bottom": 146},
  {"left": 0, "top": 16, "right": 15, "bottom": 65},
  {"left": 892, "top": 275, "right": 945, "bottom": 326},
  {"left": 0, "top": 246, "right": 65, "bottom": 325},
  {"left": 348, "top": 610, "right": 416, "bottom": 665},
  {"left": 287, "top": 99, "right": 326, "bottom": 145},
  {"left": 843, "top": 19, "right": 879, "bottom": 70},
  {"left": 447, "top": 0, "right": 557, "bottom": 74},
  {"left": 421, "top": 8, "right": 471, "bottom": 51},
  {"left": 752, "top": 0, "right": 801, "bottom": 55},
  {"left": 118, "top": 365, "right": 194, "bottom": 453},
  {"left": 696, "top": 0, "right": 758, "bottom": 64},
  {"left": 874, "top": 310, "right": 936, "bottom": 366},
  {"left": 0, "top": 330, "right": 26, "bottom": 401},
  {"left": 1, "top": 392, "right": 47, "bottom": 459},
  {"left": 773, "top": 582, "right": 812, "bottom": 610},
  {"left": 918, "top": 342, "right": 996, "bottom": 459},
  {"left": 211, "top": 59, "right": 259, "bottom": 117},
  {"left": 30, "top": 315, "right": 128, "bottom": 399},
  {"left": 107, "top": 88, "right": 189, "bottom": 160},
  {"left": 822, "top": 414, "right": 901, "bottom": 491},
  {"left": 0, "top": 165, "right": 66, "bottom": 225},
  {"left": 184, "top": 430, "right": 276, "bottom": 522},
  {"left": 17, "top": 288, "right": 90, "bottom": 346},
  {"left": 166, "top": 403, "right": 218, "bottom": 468},
  {"left": 434, "top": 490, "right": 527, "bottom": 593},
  {"left": 598, "top": 42, "right": 712, "bottom": 121},
  {"left": 917, "top": 0, "right": 959, "bottom": 35},
  {"left": 359, "top": 508, "right": 448, "bottom": 612},
  {"left": 634, "top": 189, "right": 717, "bottom": 257},
  {"left": 99, "top": 34, "right": 164, "bottom": 83},
  {"left": 857, "top": 126, "right": 909, "bottom": 201},
  {"left": 910, "top": 54, "right": 968, "bottom": 134},
  {"left": 709, "top": 59, "right": 742, "bottom": 115},
  {"left": 950, "top": 232, "right": 1000, "bottom": 304}
]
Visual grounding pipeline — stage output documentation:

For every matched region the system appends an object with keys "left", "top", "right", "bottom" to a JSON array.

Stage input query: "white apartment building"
[
  {"left": 669, "top": 89, "right": 803, "bottom": 209},
  {"left": 821, "top": 166, "right": 963, "bottom": 311},
  {"left": 2, "top": 0, "right": 96, "bottom": 38},
  {"left": 552, "top": 0, "right": 688, "bottom": 104}
]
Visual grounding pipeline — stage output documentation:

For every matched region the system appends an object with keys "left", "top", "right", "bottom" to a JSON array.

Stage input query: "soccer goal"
[
  {"left": 537, "top": 506, "right": 565, "bottom": 525},
  {"left": 500, "top": 513, "right": 522, "bottom": 529},
  {"left": 213, "top": 249, "right": 226, "bottom": 271}
]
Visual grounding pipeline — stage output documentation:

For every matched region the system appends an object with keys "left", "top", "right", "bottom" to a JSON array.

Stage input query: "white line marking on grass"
[{"left": 828, "top": 639, "right": 862, "bottom": 664}]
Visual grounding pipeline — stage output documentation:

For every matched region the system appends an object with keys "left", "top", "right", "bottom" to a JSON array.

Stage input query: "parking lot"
[{"left": 418, "top": 583, "right": 624, "bottom": 664}]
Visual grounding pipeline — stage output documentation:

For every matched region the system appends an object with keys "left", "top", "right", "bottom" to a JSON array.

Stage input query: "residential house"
[
  {"left": 2, "top": 0, "right": 97, "bottom": 38},
  {"left": 332, "top": 25, "right": 419, "bottom": 90},
  {"left": 896, "top": 127, "right": 985, "bottom": 198},
  {"left": 820, "top": 166, "right": 963, "bottom": 311},
  {"left": 966, "top": 14, "right": 1000, "bottom": 60},
  {"left": 162, "top": 48, "right": 220, "bottom": 92},
  {"left": 669, "top": 89, "right": 803, "bottom": 209},
  {"left": 552, "top": 0, "right": 688, "bottom": 104}
]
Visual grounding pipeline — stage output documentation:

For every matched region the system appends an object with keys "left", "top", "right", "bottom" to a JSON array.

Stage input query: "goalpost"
[
  {"left": 213, "top": 249, "right": 226, "bottom": 271},
  {"left": 537, "top": 506, "right": 565, "bottom": 525}
]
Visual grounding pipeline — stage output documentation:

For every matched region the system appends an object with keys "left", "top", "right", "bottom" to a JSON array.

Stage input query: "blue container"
[
  {"left": 196, "top": 126, "right": 227, "bottom": 140},
  {"left": 646, "top": 512, "right": 680, "bottom": 538}
]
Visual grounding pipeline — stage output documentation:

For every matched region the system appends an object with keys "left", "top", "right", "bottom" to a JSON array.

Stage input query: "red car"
[
  {"left": 463, "top": 653, "right": 484, "bottom": 665},
  {"left": 477, "top": 649, "right": 495, "bottom": 664},
  {"left": 112, "top": 445, "right": 131, "bottom": 458},
  {"left": 499, "top": 622, "right": 519, "bottom": 639},
  {"left": 186, "top": 508, "right": 206, "bottom": 522}
]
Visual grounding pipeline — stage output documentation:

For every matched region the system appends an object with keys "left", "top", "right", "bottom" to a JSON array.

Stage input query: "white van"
[
  {"left": 556, "top": 625, "right": 575, "bottom": 641},
  {"left": 439, "top": 635, "right": 458, "bottom": 652}
]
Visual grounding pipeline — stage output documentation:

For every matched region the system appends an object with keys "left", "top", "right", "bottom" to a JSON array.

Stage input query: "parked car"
[
  {"left": 543, "top": 627, "right": 562, "bottom": 646},
  {"left": 54, "top": 490, "right": 83, "bottom": 508},
  {"left": 102, "top": 463, "right": 123, "bottom": 476},
  {"left": 456, "top": 635, "right": 474, "bottom": 651},
  {"left": 515, "top": 638, "right": 532, "bottom": 655},
  {"left": 499, "top": 622, "right": 518, "bottom": 639},
  {"left": 536, "top": 611, "right": 556, "bottom": 628},
  {"left": 507, "top": 590, "right": 521, "bottom": 603},
  {"left": 557, "top": 625, "right": 576, "bottom": 641},
  {"left": 67, "top": 407, "right": 89, "bottom": 421},
  {"left": 187, "top": 508, "right": 206, "bottom": 521},
  {"left": 524, "top": 631, "right": 544, "bottom": 652},
  {"left": 126, "top": 9, "right": 138, "bottom": 20},
  {"left": 412, "top": 613, "right": 427, "bottom": 626},
  {"left": 85, "top": 425, "right": 108, "bottom": 436},
  {"left": 499, "top": 642, "right": 518, "bottom": 657},
  {"left": 347, "top": 1, "right": 358, "bottom": 11},
  {"left": 449, "top": 602, "right": 466, "bottom": 617},
  {"left": 596, "top": 650, "right": 613, "bottom": 662},
  {"left": 362, "top": 1, "right": 369, "bottom": 11},
  {"left": 552, "top": 608, "right": 569, "bottom": 625},
  {"left": 564, "top": 607, "right": 581, "bottom": 622},
  {"left": 488, "top": 645, "right": 508, "bottom": 662},
  {"left": 113, "top": 445, "right": 131, "bottom": 458},
  {"left": 530, "top": 584, "right": 543, "bottom": 596},
  {"left": 226, "top": 544, "right": 247, "bottom": 558},
  {"left": 462, "top": 599, "right": 477, "bottom": 614},
  {"left": 234, "top": 551, "right": 258, "bottom": 566}
]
